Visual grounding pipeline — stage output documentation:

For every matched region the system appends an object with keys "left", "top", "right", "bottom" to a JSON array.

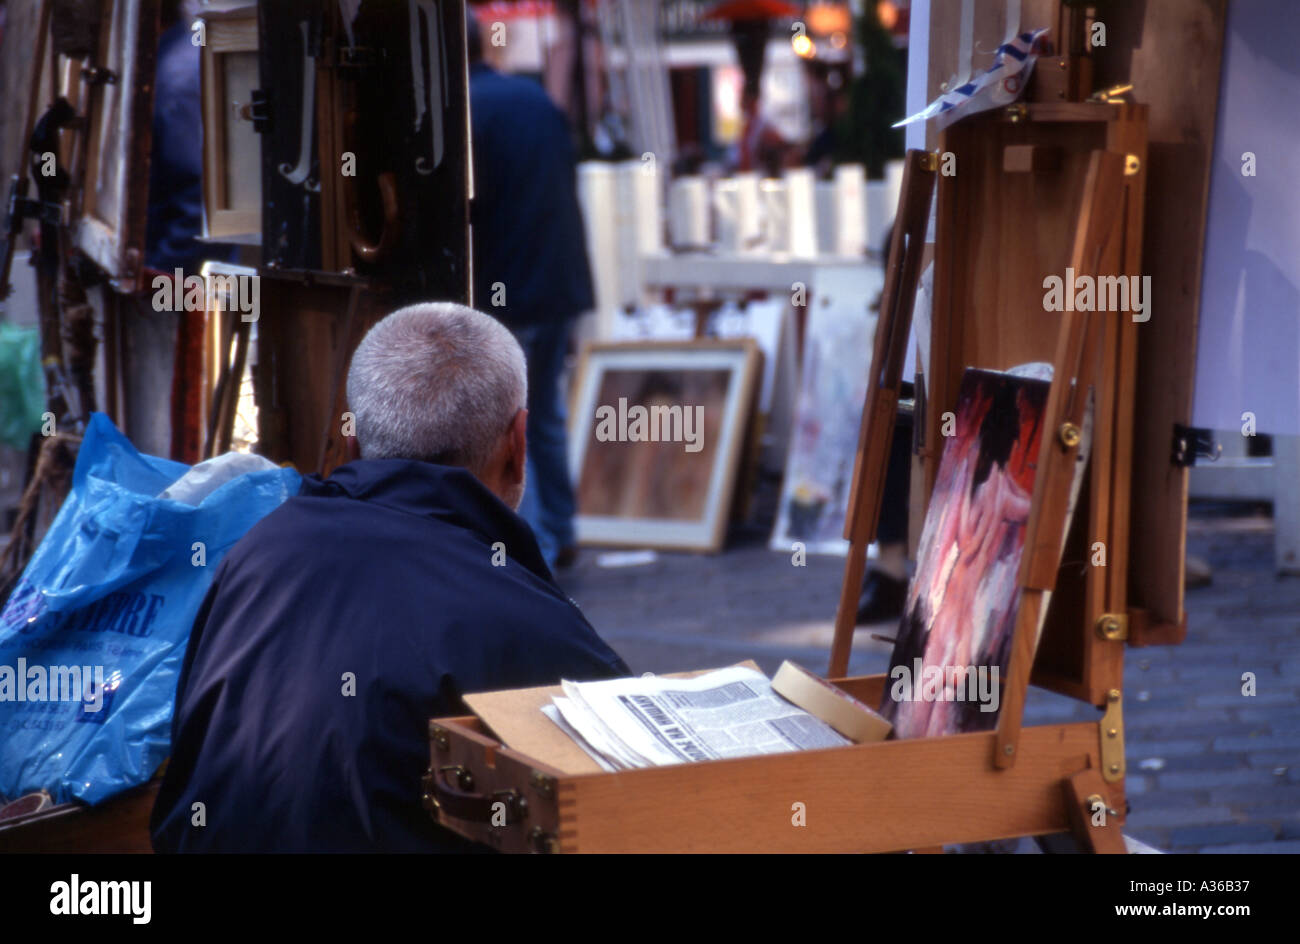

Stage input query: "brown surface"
[
  {"left": 927, "top": 104, "right": 1148, "bottom": 714},
  {"left": 556, "top": 720, "right": 1109, "bottom": 853},
  {"left": 996, "top": 149, "right": 1126, "bottom": 769},
  {"left": 253, "top": 278, "right": 389, "bottom": 473},
  {"left": 1093, "top": 0, "right": 1228, "bottom": 645},
  {"left": 433, "top": 671, "right": 1123, "bottom": 853},
  {"left": 0, "top": 780, "right": 159, "bottom": 854},
  {"left": 1002, "top": 144, "right": 1063, "bottom": 174},
  {"left": 1062, "top": 767, "right": 1128, "bottom": 854},
  {"left": 465, "top": 683, "right": 605, "bottom": 776}
]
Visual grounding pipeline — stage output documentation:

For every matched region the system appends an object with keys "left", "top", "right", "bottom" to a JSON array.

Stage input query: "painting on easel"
[{"left": 880, "top": 368, "right": 1050, "bottom": 738}]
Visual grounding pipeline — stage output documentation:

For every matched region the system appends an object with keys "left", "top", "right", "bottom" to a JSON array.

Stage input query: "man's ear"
[
  {"left": 506, "top": 408, "right": 528, "bottom": 485},
  {"left": 346, "top": 435, "right": 361, "bottom": 462}
]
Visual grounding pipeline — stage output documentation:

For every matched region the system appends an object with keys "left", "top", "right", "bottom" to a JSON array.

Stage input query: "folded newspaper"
[{"left": 542, "top": 665, "right": 851, "bottom": 771}]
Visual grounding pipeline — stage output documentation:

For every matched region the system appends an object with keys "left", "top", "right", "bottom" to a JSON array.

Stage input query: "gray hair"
[{"left": 346, "top": 302, "right": 527, "bottom": 474}]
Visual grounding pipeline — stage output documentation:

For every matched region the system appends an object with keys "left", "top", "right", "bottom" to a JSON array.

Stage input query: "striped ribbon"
[{"left": 894, "top": 28, "right": 1049, "bottom": 129}]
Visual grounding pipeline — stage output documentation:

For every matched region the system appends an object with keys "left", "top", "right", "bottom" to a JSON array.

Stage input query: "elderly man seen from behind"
[{"left": 151, "top": 303, "right": 629, "bottom": 854}]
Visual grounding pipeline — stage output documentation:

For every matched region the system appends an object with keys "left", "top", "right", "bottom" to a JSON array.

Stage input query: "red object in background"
[
  {"left": 702, "top": 0, "right": 799, "bottom": 20},
  {"left": 170, "top": 308, "right": 204, "bottom": 465}
]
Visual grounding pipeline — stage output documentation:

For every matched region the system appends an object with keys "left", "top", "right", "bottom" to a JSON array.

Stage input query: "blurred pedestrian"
[{"left": 466, "top": 10, "right": 594, "bottom": 569}]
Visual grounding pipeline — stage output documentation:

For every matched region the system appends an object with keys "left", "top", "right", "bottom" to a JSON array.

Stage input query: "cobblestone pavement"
[{"left": 557, "top": 499, "right": 1300, "bottom": 853}]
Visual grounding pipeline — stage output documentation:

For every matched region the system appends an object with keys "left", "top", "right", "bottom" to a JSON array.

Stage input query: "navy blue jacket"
[
  {"left": 144, "top": 22, "right": 206, "bottom": 273},
  {"left": 150, "top": 460, "right": 627, "bottom": 853},
  {"left": 469, "top": 63, "right": 595, "bottom": 327}
]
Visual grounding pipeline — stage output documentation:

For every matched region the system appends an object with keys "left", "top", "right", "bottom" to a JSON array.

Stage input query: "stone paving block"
[
  {"left": 1212, "top": 733, "right": 1300, "bottom": 752},
  {"left": 1124, "top": 805, "right": 1234, "bottom": 828},
  {"left": 1126, "top": 667, "right": 1176, "bottom": 684},
  {"left": 1173, "top": 666, "right": 1255, "bottom": 684},
  {"left": 1127, "top": 717, "right": 1249, "bottom": 741},
  {"left": 1158, "top": 769, "right": 1281, "bottom": 790},
  {"left": 1195, "top": 692, "right": 1298, "bottom": 709},
  {"left": 1248, "top": 804, "right": 1300, "bottom": 821},
  {"left": 1192, "top": 839, "right": 1300, "bottom": 854},
  {"left": 1209, "top": 785, "right": 1300, "bottom": 807},
  {"left": 1233, "top": 707, "right": 1300, "bottom": 725},
  {"left": 1167, "top": 823, "right": 1277, "bottom": 847},
  {"left": 1150, "top": 752, "right": 1249, "bottom": 772},
  {"left": 1126, "top": 738, "right": 1214, "bottom": 758},
  {"left": 1244, "top": 752, "right": 1297, "bottom": 769}
]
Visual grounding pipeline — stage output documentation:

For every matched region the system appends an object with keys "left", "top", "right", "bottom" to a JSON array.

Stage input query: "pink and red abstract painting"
[{"left": 880, "top": 368, "right": 1049, "bottom": 738}]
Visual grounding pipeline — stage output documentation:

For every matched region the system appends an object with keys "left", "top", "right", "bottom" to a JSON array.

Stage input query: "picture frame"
[
  {"left": 199, "top": 4, "right": 261, "bottom": 243},
  {"left": 73, "top": 0, "right": 160, "bottom": 291},
  {"left": 769, "top": 265, "right": 881, "bottom": 554},
  {"left": 568, "top": 339, "right": 761, "bottom": 553}
]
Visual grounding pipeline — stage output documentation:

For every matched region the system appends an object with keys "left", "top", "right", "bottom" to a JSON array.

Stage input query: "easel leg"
[
  {"left": 1062, "top": 768, "right": 1127, "bottom": 854},
  {"left": 828, "top": 540, "right": 869, "bottom": 677}
]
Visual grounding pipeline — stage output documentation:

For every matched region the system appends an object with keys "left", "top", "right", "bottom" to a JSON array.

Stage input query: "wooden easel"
[{"left": 826, "top": 110, "right": 1145, "bottom": 851}]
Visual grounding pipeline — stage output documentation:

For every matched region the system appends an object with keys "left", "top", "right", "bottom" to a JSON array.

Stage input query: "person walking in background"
[{"left": 466, "top": 10, "right": 593, "bottom": 569}]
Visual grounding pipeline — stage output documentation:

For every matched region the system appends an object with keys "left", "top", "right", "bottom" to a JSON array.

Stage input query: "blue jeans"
[{"left": 513, "top": 321, "right": 576, "bottom": 567}]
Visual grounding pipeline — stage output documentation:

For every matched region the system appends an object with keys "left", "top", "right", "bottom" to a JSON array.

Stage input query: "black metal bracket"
[
  {"left": 1171, "top": 423, "right": 1220, "bottom": 467},
  {"left": 338, "top": 45, "right": 381, "bottom": 70},
  {"left": 247, "top": 89, "right": 271, "bottom": 133},
  {"left": 80, "top": 65, "right": 118, "bottom": 86},
  {"left": 4, "top": 177, "right": 62, "bottom": 233}
]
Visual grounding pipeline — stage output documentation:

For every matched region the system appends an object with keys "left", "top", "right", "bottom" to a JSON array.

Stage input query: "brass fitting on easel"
[{"left": 1099, "top": 689, "right": 1125, "bottom": 782}]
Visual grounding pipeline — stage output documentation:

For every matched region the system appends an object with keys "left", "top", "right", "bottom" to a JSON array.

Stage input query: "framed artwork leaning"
[{"left": 567, "top": 340, "right": 761, "bottom": 552}]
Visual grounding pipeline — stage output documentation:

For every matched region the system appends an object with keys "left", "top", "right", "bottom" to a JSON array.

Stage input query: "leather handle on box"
[{"left": 422, "top": 768, "right": 528, "bottom": 826}]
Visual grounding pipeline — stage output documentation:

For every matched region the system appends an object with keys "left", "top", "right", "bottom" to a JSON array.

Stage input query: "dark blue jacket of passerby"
[
  {"left": 469, "top": 63, "right": 595, "bottom": 327},
  {"left": 150, "top": 460, "right": 627, "bottom": 853},
  {"left": 144, "top": 22, "right": 206, "bottom": 273}
]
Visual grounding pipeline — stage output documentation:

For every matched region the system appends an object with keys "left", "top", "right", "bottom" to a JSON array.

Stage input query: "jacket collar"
[{"left": 300, "top": 459, "right": 553, "bottom": 583}]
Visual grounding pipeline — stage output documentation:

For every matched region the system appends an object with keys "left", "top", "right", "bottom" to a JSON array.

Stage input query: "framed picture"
[
  {"left": 568, "top": 340, "right": 761, "bottom": 552},
  {"left": 769, "top": 265, "right": 881, "bottom": 554},
  {"left": 199, "top": 5, "right": 261, "bottom": 242},
  {"left": 74, "top": 0, "right": 160, "bottom": 291}
]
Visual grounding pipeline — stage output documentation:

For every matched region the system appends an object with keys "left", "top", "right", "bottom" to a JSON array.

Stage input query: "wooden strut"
[
  {"left": 994, "top": 149, "right": 1127, "bottom": 770},
  {"left": 1062, "top": 767, "right": 1128, "bottom": 854},
  {"left": 827, "top": 149, "right": 936, "bottom": 679},
  {"left": 205, "top": 313, "right": 251, "bottom": 459}
]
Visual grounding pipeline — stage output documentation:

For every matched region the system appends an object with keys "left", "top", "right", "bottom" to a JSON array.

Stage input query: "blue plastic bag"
[{"left": 0, "top": 413, "right": 300, "bottom": 804}]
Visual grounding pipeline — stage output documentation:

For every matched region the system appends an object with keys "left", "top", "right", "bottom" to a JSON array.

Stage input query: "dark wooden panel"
[
  {"left": 1092, "top": 0, "right": 1228, "bottom": 644},
  {"left": 0, "top": 780, "right": 159, "bottom": 854},
  {"left": 259, "top": 0, "right": 470, "bottom": 303}
]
